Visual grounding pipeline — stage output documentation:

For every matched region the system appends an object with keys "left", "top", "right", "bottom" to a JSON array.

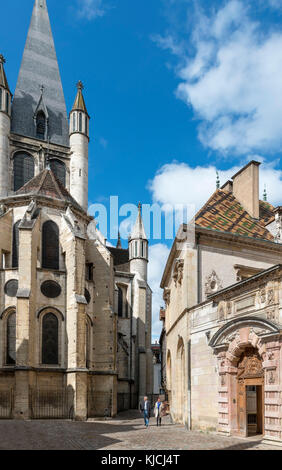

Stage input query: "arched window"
[
  {"left": 42, "top": 221, "right": 59, "bottom": 270},
  {"left": 6, "top": 311, "right": 16, "bottom": 365},
  {"left": 14, "top": 153, "right": 35, "bottom": 191},
  {"left": 73, "top": 113, "right": 76, "bottom": 132},
  {"left": 118, "top": 287, "right": 123, "bottom": 317},
  {"left": 36, "top": 111, "right": 46, "bottom": 140},
  {"left": 50, "top": 159, "right": 66, "bottom": 187},
  {"left": 12, "top": 220, "right": 21, "bottom": 268},
  {"left": 42, "top": 313, "right": 59, "bottom": 365}
]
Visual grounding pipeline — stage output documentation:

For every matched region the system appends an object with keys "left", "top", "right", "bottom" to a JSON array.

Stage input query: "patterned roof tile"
[{"left": 195, "top": 189, "right": 275, "bottom": 241}]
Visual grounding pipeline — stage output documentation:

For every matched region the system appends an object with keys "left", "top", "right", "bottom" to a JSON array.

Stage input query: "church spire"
[
  {"left": 128, "top": 203, "right": 148, "bottom": 281},
  {"left": 71, "top": 81, "right": 89, "bottom": 116},
  {"left": 116, "top": 231, "right": 122, "bottom": 249},
  {"left": 11, "top": 0, "right": 69, "bottom": 146},
  {"left": 0, "top": 55, "right": 11, "bottom": 93}
]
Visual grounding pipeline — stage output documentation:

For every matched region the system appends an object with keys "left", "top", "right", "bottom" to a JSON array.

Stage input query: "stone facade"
[
  {"left": 161, "top": 160, "right": 282, "bottom": 445},
  {"left": 0, "top": 0, "right": 152, "bottom": 420}
]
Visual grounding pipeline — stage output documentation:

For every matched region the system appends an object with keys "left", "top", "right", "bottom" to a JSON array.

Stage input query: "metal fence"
[
  {"left": 0, "top": 389, "right": 13, "bottom": 419},
  {"left": 29, "top": 388, "right": 73, "bottom": 420},
  {"left": 88, "top": 390, "right": 112, "bottom": 418}
]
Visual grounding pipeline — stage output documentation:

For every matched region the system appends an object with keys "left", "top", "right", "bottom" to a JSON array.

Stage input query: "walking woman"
[{"left": 154, "top": 397, "right": 165, "bottom": 427}]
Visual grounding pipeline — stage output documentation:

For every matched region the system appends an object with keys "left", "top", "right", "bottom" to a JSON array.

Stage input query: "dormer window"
[{"left": 36, "top": 111, "right": 46, "bottom": 140}]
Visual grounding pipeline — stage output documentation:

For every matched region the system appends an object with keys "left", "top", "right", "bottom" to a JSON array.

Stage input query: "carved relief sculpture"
[{"left": 205, "top": 270, "right": 223, "bottom": 296}]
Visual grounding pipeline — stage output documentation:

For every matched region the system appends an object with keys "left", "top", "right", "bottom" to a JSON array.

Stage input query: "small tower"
[
  {"left": 129, "top": 203, "right": 148, "bottom": 281},
  {"left": 0, "top": 54, "right": 12, "bottom": 198},
  {"left": 69, "top": 81, "right": 90, "bottom": 212}
]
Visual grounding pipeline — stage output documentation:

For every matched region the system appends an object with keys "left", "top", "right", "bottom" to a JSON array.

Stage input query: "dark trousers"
[{"left": 156, "top": 416, "right": 162, "bottom": 426}]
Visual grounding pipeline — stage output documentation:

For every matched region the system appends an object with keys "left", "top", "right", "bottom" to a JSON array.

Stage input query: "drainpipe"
[
  {"left": 129, "top": 281, "right": 133, "bottom": 408},
  {"left": 187, "top": 339, "right": 192, "bottom": 430},
  {"left": 196, "top": 233, "right": 201, "bottom": 304}
]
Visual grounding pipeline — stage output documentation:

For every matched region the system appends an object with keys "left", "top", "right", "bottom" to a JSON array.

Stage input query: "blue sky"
[{"left": 3, "top": 0, "right": 282, "bottom": 339}]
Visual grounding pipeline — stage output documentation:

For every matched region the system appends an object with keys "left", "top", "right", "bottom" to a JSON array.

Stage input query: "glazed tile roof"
[
  {"left": 195, "top": 189, "right": 275, "bottom": 241},
  {"left": 15, "top": 168, "right": 83, "bottom": 212}
]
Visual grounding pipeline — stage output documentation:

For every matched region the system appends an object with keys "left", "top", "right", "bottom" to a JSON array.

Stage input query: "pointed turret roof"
[
  {"left": 0, "top": 55, "right": 10, "bottom": 92},
  {"left": 16, "top": 168, "right": 84, "bottom": 212},
  {"left": 71, "top": 81, "right": 89, "bottom": 116},
  {"left": 130, "top": 203, "right": 147, "bottom": 240},
  {"left": 11, "top": 0, "right": 69, "bottom": 146},
  {"left": 116, "top": 231, "right": 122, "bottom": 248}
]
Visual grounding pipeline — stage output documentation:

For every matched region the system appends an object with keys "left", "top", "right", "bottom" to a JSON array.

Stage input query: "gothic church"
[{"left": 0, "top": 0, "right": 152, "bottom": 420}]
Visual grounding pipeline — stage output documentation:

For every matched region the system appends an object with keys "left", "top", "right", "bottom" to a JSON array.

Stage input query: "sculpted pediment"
[{"left": 209, "top": 316, "right": 280, "bottom": 349}]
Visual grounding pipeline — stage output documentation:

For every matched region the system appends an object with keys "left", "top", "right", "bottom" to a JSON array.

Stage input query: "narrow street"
[{"left": 0, "top": 411, "right": 279, "bottom": 450}]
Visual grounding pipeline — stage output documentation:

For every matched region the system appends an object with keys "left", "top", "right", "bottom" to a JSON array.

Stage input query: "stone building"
[
  {"left": 0, "top": 0, "right": 152, "bottom": 420},
  {"left": 161, "top": 160, "right": 282, "bottom": 445},
  {"left": 151, "top": 341, "right": 161, "bottom": 396}
]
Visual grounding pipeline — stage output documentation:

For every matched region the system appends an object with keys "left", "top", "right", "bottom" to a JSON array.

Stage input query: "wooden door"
[
  {"left": 237, "top": 379, "right": 247, "bottom": 436},
  {"left": 256, "top": 384, "right": 264, "bottom": 435}
]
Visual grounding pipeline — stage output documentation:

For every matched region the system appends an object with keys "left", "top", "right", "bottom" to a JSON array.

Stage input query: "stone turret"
[
  {"left": 129, "top": 203, "right": 148, "bottom": 281},
  {"left": 0, "top": 54, "right": 12, "bottom": 197},
  {"left": 69, "top": 81, "right": 90, "bottom": 212}
]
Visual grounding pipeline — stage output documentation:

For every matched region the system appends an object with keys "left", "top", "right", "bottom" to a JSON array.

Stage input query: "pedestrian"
[
  {"left": 139, "top": 396, "right": 151, "bottom": 428},
  {"left": 154, "top": 397, "right": 165, "bottom": 427}
]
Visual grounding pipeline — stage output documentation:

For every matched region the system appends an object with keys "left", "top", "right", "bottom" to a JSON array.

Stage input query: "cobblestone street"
[{"left": 0, "top": 411, "right": 279, "bottom": 450}]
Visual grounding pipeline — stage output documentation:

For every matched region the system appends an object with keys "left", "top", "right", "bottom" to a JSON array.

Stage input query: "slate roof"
[
  {"left": 11, "top": 0, "right": 69, "bottom": 146},
  {"left": 108, "top": 247, "right": 130, "bottom": 272},
  {"left": 195, "top": 189, "right": 275, "bottom": 241},
  {"left": 16, "top": 168, "right": 83, "bottom": 212}
]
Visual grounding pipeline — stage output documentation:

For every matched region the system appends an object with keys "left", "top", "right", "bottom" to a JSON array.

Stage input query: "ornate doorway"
[{"left": 237, "top": 347, "right": 264, "bottom": 437}]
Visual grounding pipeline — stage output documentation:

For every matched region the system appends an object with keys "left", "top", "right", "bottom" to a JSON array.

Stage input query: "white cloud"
[
  {"left": 76, "top": 0, "right": 106, "bottom": 20},
  {"left": 149, "top": 160, "right": 282, "bottom": 211},
  {"left": 148, "top": 243, "right": 170, "bottom": 340},
  {"left": 156, "top": 0, "right": 282, "bottom": 155}
]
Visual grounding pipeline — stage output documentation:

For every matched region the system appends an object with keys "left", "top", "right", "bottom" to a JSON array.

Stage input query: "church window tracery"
[
  {"left": 6, "top": 311, "right": 16, "bottom": 365},
  {"left": 42, "top": 313, "right": 59, "bottom": 365},
  {"left": 36, "top": 111, "right": 46, "bottom": 140},
  {"left": 50, "top": 159, "right": 66, "bottom": 187},
  {"left": 12, "top": 220, "right": 21, "bottom": 268},
  {"left": 13, "top": 152, "right": 35, "bottom": 191},
  {"left": 42, "top": 221, "right": 59, "bottom": 270}
]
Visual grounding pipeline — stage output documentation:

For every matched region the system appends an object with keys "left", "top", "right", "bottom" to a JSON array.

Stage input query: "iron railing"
[
  {"left": 29, "top": 388, "right": 73, "bottom": 420},
  {"left": 87, "top": 390, "right": 112, "bottom": 418},
  {"left": 0, "top": 389, "right": 13, "bottom": 419}
]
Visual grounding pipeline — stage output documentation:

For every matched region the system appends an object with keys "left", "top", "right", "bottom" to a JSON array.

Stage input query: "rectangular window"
[
  {"left": 73, "top": 113, "right": 76, "bottom": 132},
  {"left": 86, "top": 263, "right": 93, "bottom": 281},
  {"left": 135, "top": 241, "right": 138, "bottom": 257},
  {"left": 0, "top": 88, "right": 2, "bottom": 111},
  {"left": 79, "top": 113, "right": 82, "bottom": 132},
  {"left": 141, "top": 242, "right": 144, "bottom": 257},
  {"left": 85, "top": 116, "right": 88, "bottom": 135}
]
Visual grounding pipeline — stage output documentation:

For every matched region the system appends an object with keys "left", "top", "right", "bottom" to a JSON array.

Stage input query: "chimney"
[{"left": 232, "top": 161, "right": 260, "bottom": 219}]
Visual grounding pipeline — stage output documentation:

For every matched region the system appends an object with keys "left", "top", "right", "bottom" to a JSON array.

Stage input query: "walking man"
[
  {"left": 140, "top": 396, "right": 151, "bottom": 428},
  {"left": 154, "top": 397, "right": 165, "bottom": 427}
]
